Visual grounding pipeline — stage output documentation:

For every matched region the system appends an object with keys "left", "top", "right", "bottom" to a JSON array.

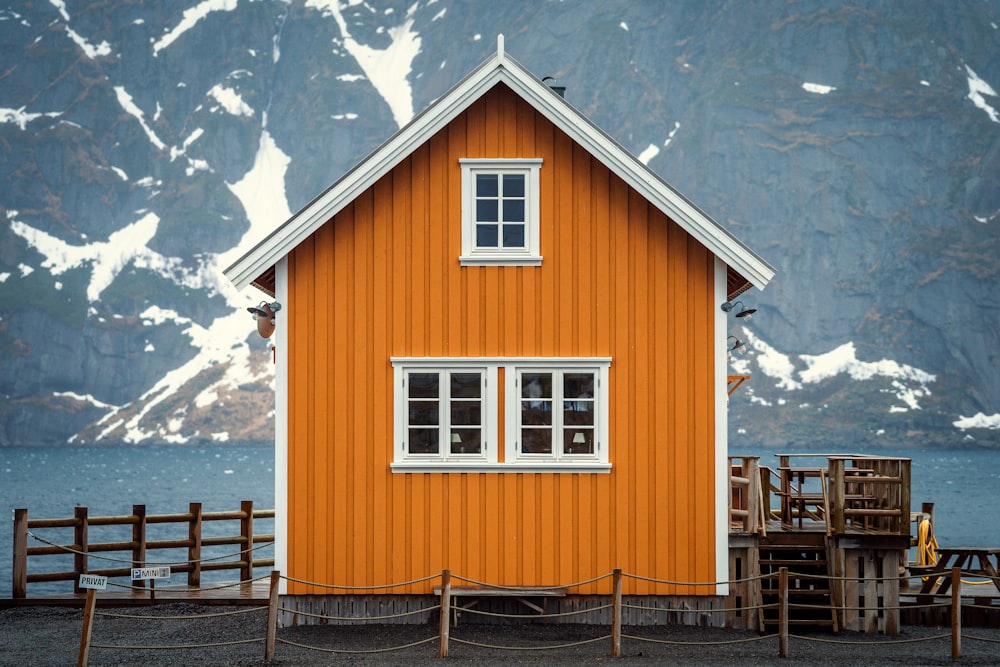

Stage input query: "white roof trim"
[{"left": 224, "top": 37, "right": 775, "bottom": 292}]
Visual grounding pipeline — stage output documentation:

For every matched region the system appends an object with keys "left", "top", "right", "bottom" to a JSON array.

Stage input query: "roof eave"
[{"left": 224, "top": 41, "right": 776, "bottom": 293}]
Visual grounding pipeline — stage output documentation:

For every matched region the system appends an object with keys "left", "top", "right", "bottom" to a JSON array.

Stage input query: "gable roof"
[{"left": 224, "top": 36, "right": 775, "bottom": 294}]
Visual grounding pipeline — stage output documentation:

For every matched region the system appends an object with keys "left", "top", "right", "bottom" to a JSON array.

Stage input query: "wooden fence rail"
[{"left": 12, "top": 501, "right": 274, "bottom": 598}]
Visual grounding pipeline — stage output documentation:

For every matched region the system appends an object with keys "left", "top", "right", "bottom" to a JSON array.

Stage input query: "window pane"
[
  {"left": 450, "top": 428, "right": 481, "bottom": 454},
  {"left": 408, "top": 373, "right": 439, "bottom": 398},
  {"left": 502, "top": 223, "right": 525, "bottom": 248},
  {"left": 522, "top": 400, "right": 552, "bottom": 425},
  {"left": 564, "top": 403, "right": 593, "bottom": 426},
  {"left": 451, "top": 401, "right": 481, "bottom": 426},
  {"left": 476, "top": 199, "right": 498, "bottom": 222},
  {"left": 476, "top": 223, "right": 498, "bottom": 247},
  {"left": 502, "top": 199, "right": 524, "bottom": 222},
  {"left": 476, "top": 173, "right": 498, "bottom": 196},
  {"left": 521, "top": 373, "right": 552, "bottom": 399},
  {"left": 564, "top": 429, "right": 594, "bottom": 454},
  {"left": 521, "top": 428, "right": 552, "bottom": 454},
  {"left": 564, "top": 373, "right": 594, "bottom": 398},
  {"left": 502, "top": 173, "right": 524, "bottom": 197},
  {"left": 408, "top": 428, "right": 439, "bottom": 454},
  {"left": 408, "top": 402, "right": 439, "bottom": 426},
  {"left": 451, "top": 373, "right": 481, "bottom": 398}
]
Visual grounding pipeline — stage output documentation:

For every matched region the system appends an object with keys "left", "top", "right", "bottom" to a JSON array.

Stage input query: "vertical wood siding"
[{"left": 286, "top": 84, "right": 717, "bottom": 596}]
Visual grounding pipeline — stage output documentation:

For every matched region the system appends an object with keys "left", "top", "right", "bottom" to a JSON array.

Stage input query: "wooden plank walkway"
[{"left": 1, "top": 579, "right": 271, "bottom": 609}]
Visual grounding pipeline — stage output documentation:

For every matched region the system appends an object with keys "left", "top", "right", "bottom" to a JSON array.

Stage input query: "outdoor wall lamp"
[
  {"left": 721, "top": 300, "right": 756, "bottom": 320},
  {"left": 727, "top": 335, "right": 746, "bottom": 355},
  {"left": 247, "top": 301, "right": 282, "bottom": 339}
]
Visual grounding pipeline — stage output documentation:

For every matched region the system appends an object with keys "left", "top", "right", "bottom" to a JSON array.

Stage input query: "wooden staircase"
[{"left": 758, "top": 533, "right": 838, "bottom": 631}]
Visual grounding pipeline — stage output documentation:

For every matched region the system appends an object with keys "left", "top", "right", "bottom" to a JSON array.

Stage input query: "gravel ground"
[{"left": 2, "top": 603, "right": 1000, "bottom": 666}]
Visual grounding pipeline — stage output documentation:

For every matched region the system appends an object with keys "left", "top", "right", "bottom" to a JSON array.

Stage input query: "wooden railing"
[
  {"left": 729, "top": 455, "right": 912, "bottom": 537},
  {"left": 828, "top": 456, "right": 911, "bottom": 535},
  {"left": 12, "top": 501, "right": 274, "bottom": 598},
  {"left": 728, "top": 456, "right": 766, "bottom": 535}
]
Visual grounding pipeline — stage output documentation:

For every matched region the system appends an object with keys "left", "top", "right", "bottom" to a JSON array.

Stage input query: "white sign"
[
  {"left": 131, "top": 566, "right": 171, "bottom": 580},
  {"left": 78, "top": 574, "right": 107, "bottom": 590}
]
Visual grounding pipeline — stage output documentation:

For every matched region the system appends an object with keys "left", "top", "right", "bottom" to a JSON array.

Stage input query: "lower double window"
[{"left": 391, "top": 358, "right": 611, "bottom": 472}]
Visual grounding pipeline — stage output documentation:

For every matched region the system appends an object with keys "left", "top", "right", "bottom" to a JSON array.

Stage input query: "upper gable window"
[{"left": 459, "top": 158, "right": 542, "bottom": 266}]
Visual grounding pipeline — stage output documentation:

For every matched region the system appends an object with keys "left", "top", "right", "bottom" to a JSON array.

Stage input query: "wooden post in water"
[
  {"left": 73, "top": 507, "right": 88, "bottom": 595},
  {"left": 77, "top": 587, "right": 97, "bottom": 667},
  {"left": 188, "top": 502, "right": 202, "bottom": 587},
  {"left": 438, "top": 569, "right": 451, "bottom": 658},
  {"left": 778, "top": 567, "right": 789, "bottom": 659},
  {"left": 264, "top": 570, "right": 281, "bottom": 661},
  {"left": 951, "top": 567, "right": 961, "bottom": 659},
  {"left": 240, "top": 500, "right": 254, "bottom": 582},
  {"left": 13, "top": 508, "right": 27, "bottom": 599},
  {"left": 131, "top": 504, "right": 146, "bottom": 590},
  {"left": 611, "top": 568, "right": 623, "bottom": 657}
]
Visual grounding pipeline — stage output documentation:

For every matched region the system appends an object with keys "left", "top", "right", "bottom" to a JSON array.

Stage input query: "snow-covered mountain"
[{"left": 1, "top": 0, "right": 998, "bottom": 449}]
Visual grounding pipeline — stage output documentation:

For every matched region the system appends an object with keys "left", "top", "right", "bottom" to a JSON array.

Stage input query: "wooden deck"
[{"left": 0, "top": 579, "right": 271, "bottom": 609}]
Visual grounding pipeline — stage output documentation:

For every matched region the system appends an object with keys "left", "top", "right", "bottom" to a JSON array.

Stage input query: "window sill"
[
  {"left": 459, "top": 255, "right": 543, "bottom": 267},
  {"left": 390, "top": 462, "right": 611, "bottom": 474}
]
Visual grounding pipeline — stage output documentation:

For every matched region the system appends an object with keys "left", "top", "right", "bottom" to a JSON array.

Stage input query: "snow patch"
[
  {"left": 954, "top": 413, "right": 1000, "bottom": 430},
  {"left": 224, "top": 130, "right": 292, "bottom": 259},
  {"left": 663, "top": 121, "right": 681, "bottom": 149},
  {"left": 53, "top": 391, "right": 117, "bottom": 410},
  {"left": 800, "top": 342, "right": 936, "bottom": 390},
  {"left": 10, "top": 211, "right": 213, "bottom": 302},
  {"left": 307, "top": 0, "right": 422, "bottom": 128},
  {"left": 208, "top": 84, "right": 254, "bottom": 117},
  {"left": 50, "top": 1, "right": 111, "bottom": 58},
  {"left": 802, "top": 82, "right": 837, "bottom": 94},
  {"left": 153, "top": 0, "right": 238, "bottom": 56},
  {"left": 747, "top": 333, "right": 802, "bottom": 391},
  {"left": 964, "top": 64, "right": 999, "bottom": 123},
  {"left": 113, "top": 86, "right": 166, "bottom": 150},
  {"left": 64, "top": 25, "right": 111, "bottom": 58},
  {"left": 0, "top": 107, "right": 61, "bottom": 130},
  {"left": 637, "top": 144, "right": 659, "bottom": 164}
]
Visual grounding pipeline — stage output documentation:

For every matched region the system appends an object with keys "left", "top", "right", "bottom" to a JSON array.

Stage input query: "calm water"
[
  {"left": 2, "top": 446, "right": 999, "bottom": 598},
  {"left": 1, "top": 446, "right": 275, "bottom": 597}
]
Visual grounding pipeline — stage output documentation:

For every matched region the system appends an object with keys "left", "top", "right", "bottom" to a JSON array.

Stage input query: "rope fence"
[{"left": 72, "top": 565, "right": 1000, "bottom": 665}]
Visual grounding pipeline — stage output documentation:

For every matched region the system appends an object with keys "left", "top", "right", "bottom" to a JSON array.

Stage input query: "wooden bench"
[{"left": 432, "top": 585, "right": 568, "bottom": 625}]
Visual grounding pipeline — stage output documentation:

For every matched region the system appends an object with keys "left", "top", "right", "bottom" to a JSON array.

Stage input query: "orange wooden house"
[{"left": 225, "top": 36, "right": 775, "bottom": 621}]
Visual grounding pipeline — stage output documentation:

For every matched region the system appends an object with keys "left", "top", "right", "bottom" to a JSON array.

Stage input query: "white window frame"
[
  {"left": 459, "top": 158, "right": 543, "bottom": 266},
  {"left": 391, "top": 360, "right": 498, "bottom": 467},
  {"left": 505, "top": 361, "right": 610, "bottom": 466},
  {"left": 391, "top": 357, "right": 610, "bottom": 473}
]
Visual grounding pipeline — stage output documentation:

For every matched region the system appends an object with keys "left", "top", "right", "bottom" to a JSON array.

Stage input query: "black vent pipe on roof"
[{"left": 542, "top": 76, "right": 566, "bottom": 98}]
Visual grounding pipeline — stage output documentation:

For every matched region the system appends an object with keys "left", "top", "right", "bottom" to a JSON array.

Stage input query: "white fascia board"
[{"left": 498, "top": 59, "right": 776, "bottom": 290}]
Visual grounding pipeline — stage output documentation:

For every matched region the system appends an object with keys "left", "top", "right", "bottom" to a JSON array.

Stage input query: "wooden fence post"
[
  {"left": 132, "top": 504, "right": 146, "bottom": 590},
  {"left": 439, "top": 569, "right": 451, "bottom": 658},
  {"left": 73, "top": 507, "right": 88, "bottom": 595},
  {"left": 188, "top": 502, "right": 202, "bottom": 587},
  {"left": 265, "top": 570, "right": 281, "bottom": 661},
  {"left": 951, "top": 567, "right": 961, "bottom": 659},
  {"left": 77, "top": 587, "right": 97, "bottom": 667},
  {"left": 611, "top": 568, "right": 623, "bottom": 657},
  {"left": 13, "top": 508, "right": 27, "bottom": 599},
  {"left": 240, "top": 500, "right": 254, "bottom": 582},
  {"left": 778, "top": 567, "right": 789, "bottom": 659}
]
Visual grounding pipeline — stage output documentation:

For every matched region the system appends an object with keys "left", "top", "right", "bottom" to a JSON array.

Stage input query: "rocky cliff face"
[{"left": 0, "top": 0, "right": 997, "bottom": 449}]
